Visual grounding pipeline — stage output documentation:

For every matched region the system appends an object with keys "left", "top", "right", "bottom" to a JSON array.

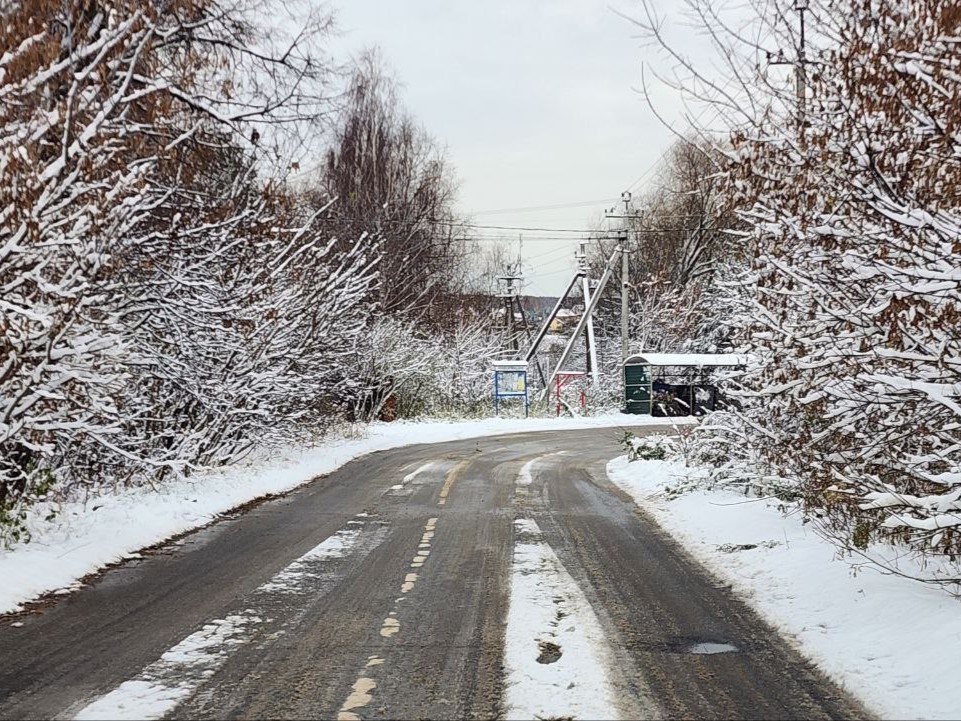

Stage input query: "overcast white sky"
[{"left": 328, "top": 0, "right": 701, "bottom": 295}]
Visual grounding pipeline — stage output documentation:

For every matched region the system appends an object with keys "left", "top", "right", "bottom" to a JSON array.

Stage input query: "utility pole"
[
  {"left": 620, "top": 191, "right": 631, "bottom": 361},
  {"left": 796, "top": 0, "right": 807, "bottom": 132},
  {"left": 498, "top": 273, "right": 546, "bottom": 385},
  {"left": 620, "top": 229, "right": 629, "bottom": 361},
  {"left": 576, "top": 242, "right": 600, "bottom": 386},
  {"left": 767, "top": 0, "right": 808, "bottom": 137},
  {"left": 497, "top": 275, "right": 522, "bottom": 354},
  {"left": 606, "top": 190, "right": 637, "bottom": 362}
]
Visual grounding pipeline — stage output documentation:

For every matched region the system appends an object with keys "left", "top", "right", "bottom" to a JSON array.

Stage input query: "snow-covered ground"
[
  {"left": 0, "top": 413, "right": 685, "bottom": 616},
  {"left": 608, "top": 456, "right": 961, "bottom": 721}
]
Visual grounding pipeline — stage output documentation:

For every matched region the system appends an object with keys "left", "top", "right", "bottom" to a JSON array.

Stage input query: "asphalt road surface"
[{"left": 0, "top": 427, "right": 867, "bottom": 720}]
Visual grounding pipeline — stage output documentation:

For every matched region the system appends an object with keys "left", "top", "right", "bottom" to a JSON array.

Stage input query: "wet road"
[{"left": 0, "top": 427, "right": 867, "bottom": 720}]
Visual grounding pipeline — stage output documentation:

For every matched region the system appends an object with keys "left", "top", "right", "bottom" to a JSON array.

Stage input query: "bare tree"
[{"left": 317, "top": 51, "right": 467, "bottom": 323}]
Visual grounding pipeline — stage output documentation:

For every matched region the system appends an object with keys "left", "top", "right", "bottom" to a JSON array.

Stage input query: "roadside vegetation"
[
  {"left": 624, "top": 0, "right": 961, "bottom": 591},
  {"left": 0, "top": 0, "right": 503, "bottom": 542}
]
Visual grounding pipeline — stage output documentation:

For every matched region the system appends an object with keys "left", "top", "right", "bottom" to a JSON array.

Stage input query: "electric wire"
[{"left": 470, "top": 198, "right": 620, "bottom": 215}]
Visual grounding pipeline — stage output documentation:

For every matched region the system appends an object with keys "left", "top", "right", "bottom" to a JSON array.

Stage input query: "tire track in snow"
[
  {"left": 505, "top": 455, "right": 622, "bottom": 721},
  {"left": 72, "top": 513, "right": 386, "bottom": 721}
]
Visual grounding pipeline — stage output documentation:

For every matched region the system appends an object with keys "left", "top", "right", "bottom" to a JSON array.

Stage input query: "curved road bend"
[{"left": 0, "top": 427, "right": 867, "bottom": 720}]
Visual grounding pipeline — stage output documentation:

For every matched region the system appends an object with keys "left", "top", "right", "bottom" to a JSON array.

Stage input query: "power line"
[
  {"left": 315, "top": 215, "right": 615, "bottom": 235},
  {"left": 471, "top": 198, "right": 620, "bottom": 216},
  {"left": 522, "top": 244, "right": 578, "bottom": 262},
  {"left": 441, "top": 221, "right": 611, "bottom": 233},
  {"left": 470, "top": 240, "right": 587, "bottom": 244},
  {"left": 463, "top": 226, "right": 699, "bottom": 236}
]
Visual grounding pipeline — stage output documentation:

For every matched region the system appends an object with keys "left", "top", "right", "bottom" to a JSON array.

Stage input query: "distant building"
[{"left": 549, "top": 307, "right": 581, "bottom": 333}]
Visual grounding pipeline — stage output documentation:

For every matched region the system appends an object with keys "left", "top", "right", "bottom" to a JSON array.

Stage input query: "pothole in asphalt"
[{"left": 537, "top": 640, "right": 563, "bottom": 664}]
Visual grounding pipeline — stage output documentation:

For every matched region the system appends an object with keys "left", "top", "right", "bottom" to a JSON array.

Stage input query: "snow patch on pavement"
[
  {"left": 402, "top": 461, "right": 435, "bottom": 484},
  {"left": 72, "top": 517, "right": 369, "bottom": 720},
  {"left": 0, "top": 413, "right": 684, "bottom": 615},
  {"left": 517, "top": 458, "right": 538, "bottom": 487},
  {"left": 517, "top": 451, "right": 566, "bottom": 487},
  {"left": 607, "top": 456, "right": 961, "bottom": 720},
  {"left": 258, "top": 526, "right": 360, "bottom": 594},
  {"left": 504, "top": 518, "right": 621, "bottom": 721},
  {"left": 74, "top": 614, "right": 257, "bottom": 721}
]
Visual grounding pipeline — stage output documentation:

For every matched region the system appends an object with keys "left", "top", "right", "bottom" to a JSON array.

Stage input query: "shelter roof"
[{"left": 624, "top": 353, "right": 748, "bottom": 367}]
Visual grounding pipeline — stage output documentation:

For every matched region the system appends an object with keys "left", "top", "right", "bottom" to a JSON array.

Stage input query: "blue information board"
[{"left": 493, "top": 362, "right": 529, "bottom": 417}]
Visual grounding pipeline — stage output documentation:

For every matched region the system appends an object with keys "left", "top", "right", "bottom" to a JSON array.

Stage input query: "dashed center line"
[
  {"left": 335, "top": 517, "right": 439, "bottom": 721},
  {"left": 437, "top": 461, "right": 469, "bottom": 505},
  {"left": 379, "top": 617, "right": 400, "bottom": 638},
  {"left": 339, "top": 678, "right": 377, "bottom": 721}
]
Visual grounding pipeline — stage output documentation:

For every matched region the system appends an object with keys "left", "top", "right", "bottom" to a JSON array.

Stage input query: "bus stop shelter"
[{"left": 624, "top": 353, "right": 747, "bottom": 416}]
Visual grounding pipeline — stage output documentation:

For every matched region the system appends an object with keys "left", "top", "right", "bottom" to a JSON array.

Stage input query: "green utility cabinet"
[{"left": 624, "top": 361, "right": 652, "bottom": 415}]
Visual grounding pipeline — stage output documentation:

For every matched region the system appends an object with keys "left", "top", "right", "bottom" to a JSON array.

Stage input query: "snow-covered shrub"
[
  {"left": 622, "top": 433, "right": 678, "bottom": 462},
  {"left": 352, "top": 315, "right": 503, "bottom": 420},
  {"left": 637, "top": 0, "right": 961, "bottom": 587},
  {"left": 685, "top": 412, "right": 802, "bottom": 501},
  {"left": 113, "top": 187, "right": 379, "bottom": 477},
  {"left": 0, "top": 0, "right": 347, "bottom": 540},
  {"left": 726, "top": 0, "right": 961, "bottom": 572}
]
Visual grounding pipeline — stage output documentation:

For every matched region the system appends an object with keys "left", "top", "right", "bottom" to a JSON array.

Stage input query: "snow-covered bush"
[
  {"left": 637, "top": 0, "right": 961, "bottom": 587},
  {"left": 0, "top": 0, "right": 361, "bottom": 541},
  {"left": 685, "top": 411, "right": 801, "bottom": 501},
  {"left": 352, "top": 315, "right": 503, "bottom": 420},
  {"left": 622, "top": 433, "right": 678, "bottom": 462},
  {"left": 727, "top": 0, "right": 961, "bottom": 570}
]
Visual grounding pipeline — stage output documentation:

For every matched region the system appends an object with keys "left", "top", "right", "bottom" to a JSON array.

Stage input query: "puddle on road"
[
  {"left": 688, "top": 642, "right": 738, "bottom": 655},
  {"left": 645, "top": 637, "right": 741, "bottom": 655}
]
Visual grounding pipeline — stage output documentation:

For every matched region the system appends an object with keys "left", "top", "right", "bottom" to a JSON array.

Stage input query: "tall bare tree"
[{"left": 318, "top": 52, "right": 467, "bottom": 323}]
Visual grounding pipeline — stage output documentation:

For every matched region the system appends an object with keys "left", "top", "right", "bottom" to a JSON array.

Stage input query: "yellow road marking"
[
  {"left": 338, "top": 677, "right": 376, "bottom": 720},
  {"left": 380, "top": 617, "right": 399, "bottom": 637},
  {"left": 336, "top": 517, "right": 440, "bottom": 719},
  {"left": 437, "top": 461, "right": 469, "bottom": 506}
]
